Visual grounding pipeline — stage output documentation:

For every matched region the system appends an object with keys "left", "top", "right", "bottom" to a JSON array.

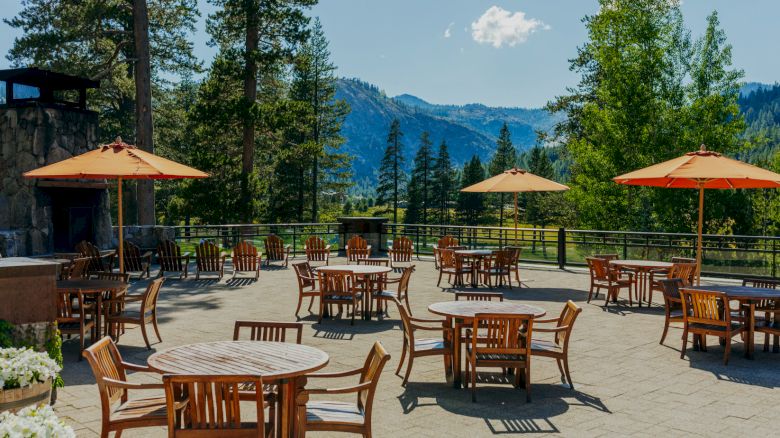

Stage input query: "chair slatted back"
[
  {"left": 83, "top": 337, "right": 129, "bottom": 409},
  {"left": 393, "top": 298, "right": 414, "bottom": 341},
  {"left": 493, "top": 249, "right": 514, "bottom": 269},
  {"left": 743, "top": 278, "right": 780, "bottom": 289},
  {"left": 123, "top": 241, "right": 145, "bottom": 273},
  {"left": 455, "top": 291, "right": 503, "bottom": 302},
  {"left": 196, "top": 241, "right": 222, "bottom": 272},
  {"left": 471, "top": 313, "right": 533, "bottom": 357},
  {"left": 668, "top": 263, "right": 697, "bottom": 286},
  {"left": 305, "top": 236, "right": 330, "bottom": 262},
  {"left": 265, "top": 234, "right": 287, "bottom": 261},
  {"left": 437, "top": 235, "right": 459, "bottom": 249},
  {"left": 680, "top": 289, "right": 729, "bottom": 327},
  {"left": 158, "top": 240, "right": 185, "bottom": 272},
  {"left": 95, "top": 272, "right": 130, "bottom": 284},
  {"left": 439, "top": 249, "right": 456, "bottom": 270},
  {"left": 357, "top": 341, "right": 391, "bottom": 414},
  {"left": 56, "top": 290, "right": 82, "bottom": 320},
  {"left": 671, "top": 257, "right": 696, "bottom": 264},
  {"left": 554, "top": 301, "right": 582, "bottom": 346},
  {"left": 586, "top": 257, "right": 609, "bottom": 281},
  {"left": 357, "top": 258, "right": 388, "bottom": 266},
  {"left": 164, "top": 374, "right": 265, "bottom": 437},
  {"left": 141, "top": 278, "right": 165, "bottom": 316},
  {"left": 659, "top": 278, "right": 684, "bottom": 300},
  {"left": 318, "top": 269, "right": 357, "bottom": 299},
  {"left": 390, "top": 237, "right": 413, "bottom": 262},
  {"left": 76, "top": 240, "right": 109, "bottom": 272},
  {"left": 505, "top": 246, "right": 522, "bottom": 265},
  {"left": 593, "top": 254, "right": 619, "bottom": 261},
  {"left": 66, "top": 257, "right": 91, "bottom": 279},
  {"left": 233, "top": 321, "right": 303, "bottom": 344},
  {"left": 396, "top": 266, "right": 415, "bottom": 298},
  {"left": 292, "top": 261, "right": 315, "bottom": 290},
  {"left": 232, "top": 240, "right": 260, "bottom": 273},
  {"left": 346, "top": 235, "right": 370, "bottom": 262}
]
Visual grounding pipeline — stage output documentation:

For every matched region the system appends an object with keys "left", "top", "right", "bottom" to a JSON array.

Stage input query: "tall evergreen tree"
[
  {"left": 488, "top": 122, "right": 517, "bottom": 226},
  {"left": 526, "top": 147, "right": 556, "bottom": 226},
  {"left": 456, "top": 156, "right": 486, "bottom": 225},
  {"left": 376, "top": 119, "right": 405, "bottom": 222},
  {"left": 404, "top": 132, "right": 434, "bottom": 224},
  {"left": 432, "top": 140, "right": 456, "bottom": 224}
]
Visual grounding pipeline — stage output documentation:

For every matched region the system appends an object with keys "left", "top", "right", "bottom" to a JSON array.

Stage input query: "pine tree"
[
  {"left": 526, "top": 147, "right": 556, "bottom": 226},
  {"left": 432, "top": 140, "right": 456, "bottom": 224},
  {"left": 376, "top": 119, "right": 405, "bottom": 222},
  {"left": 488, "top": 122, "right": 517, "bottom": 226},
  {"left": 456, "top": 156, "right": 486, "bottom": 225},
  {"left": 404, "top": 132, "right": 434, "bottom": 224}
]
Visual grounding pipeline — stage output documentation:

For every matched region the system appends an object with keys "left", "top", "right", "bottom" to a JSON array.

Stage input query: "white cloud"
[
  {"left": 471, "top": 6, "right": 549, "bottom": 48},
  {"left": 444, "top": 22, "right": 454, "bottom": 38}
]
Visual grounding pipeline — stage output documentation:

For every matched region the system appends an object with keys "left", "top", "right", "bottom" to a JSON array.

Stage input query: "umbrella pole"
[
  {"left": 118, "top": 177, "right": 124, "bottom": 274},
  {"left": 696, "top": 187, "right": 704, "bottom": 285},
  {"left": 514, "top": 192, "right": 518, "bottom": 245}
]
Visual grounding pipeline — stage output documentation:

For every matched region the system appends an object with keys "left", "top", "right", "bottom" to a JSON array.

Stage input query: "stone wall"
[
  {"left": 118, "top": 225, "right": 176, "bottom": 250},
  {"left": 0, "top": 103, "right": 109, "bottom": 256}
]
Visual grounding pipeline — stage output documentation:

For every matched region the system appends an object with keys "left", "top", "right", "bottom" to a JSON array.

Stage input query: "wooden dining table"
[
  {"left": 428, "top": 300, "right": 546, "bottom": 388},
  {"left": 454, "top": 249, "right": 494, "bottom": 287},
  {"left": 609, "top": 259, "right": 673, "bottom": 307},
  {"left": 55, "top": 278, "right": 128, "bottom": 339},
  {"left": 148, "top": 340, "right": 329, "bottom": 438},
  {"left": 688, "top": 285, "right": 780, "bottom": 359},
  {"left": 315, "top": 264, "right": 392, "bottom": 320}
]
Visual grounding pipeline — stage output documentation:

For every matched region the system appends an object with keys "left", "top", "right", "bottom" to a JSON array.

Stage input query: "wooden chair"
[
  {"left": 345, "top": 235, "right": 371, "bottom": 263},
  {"left": 123, "top": 241, "right": 152, "bottom": 279},
  {"left": 57, "top": 289, "right": 96, "bottom": 359},
  {"left": 292, "top": 261, "right": 320, "bottom": 318},
  {"left": 356, "top": 258, "right": 389, "bottom": 266},
  {"left": 742, "top": 278, "right": 780, "bottom": 352},
  {"left": 62, "top": 256, "right": 91, "bottom": 280},
  {"left": 372, "top": 265, "right": 415, "bottom": 317},
  {"left": 679, "top": 288, "right": 745, "bottom": 365},
  {"left": 317, "top": 269, "right": 363, "bottom": 325},
  {"left": 233, "top": 320, "right": 303, "bottom": 344},
  {"left": 76, "top": 240, "right": 116, "bottom": 276},
  {"left": 530, "top": 300, "right": 582, "bottom": 389},
  {"left": 433, "top": 235, "right": 459, "bottom": 269},
  {"left": 437, "top": 249, "right": 472, "bottom": 287},
  {"left": 95, "top": 272, "right": 130, "bottom": 283},
  {"left": 83, "top": 337, "right": 186, "bottom": 438},
  {"left": 163, "top": 374, "right": 267, "bottom": 438},
  {"left": 464, "top": 313, "right": 534, "bottom": 402},
  {"left": 593, "top": 253, "right": 619, "bottom": 261},
  {"left": 392, "top": 297, "right": 452, "bottom": 386},
  {"left": 649, "top": 263, "right": 696, "bottom": 304},
  {"left": 388, "top": 236, "right": 413, "bottom": 268},
  {"left": 658, "top": 278, "right": 685, "bottom": 345},
  {"left": 295, "top": 341, "right": 390, "bottom": 437},
  {"left": 477, "top": 249, "right": 513, "bottom": 289},
  {"left": 264, "top": 234, "right": 291, "bottom": 267},
  {"left": 585, "top": 257, "right": 633, "bottom": 306},
  {"left": 231, "top": 240, "right": 262, "bottom": 279},
  {"left": 157, "top": 240, "right": 190, "bottom": 279},
  {"left": 195, "top": 240, "right": 227, "bottom": 279},
  {"left": 504, "top": 246, "right": 524, "bottom": 286},
  {"left": 455, "top": 291, "right": 504, "bottom": 302},
  {"left": 104, "top": 277, "right": 165, "bottom": 349},
  {"left": 304, "top": 236, "right": 331, "bottom": 266},
  {"left": 671, "top": 256, "right": 696, "bottom": 264}
]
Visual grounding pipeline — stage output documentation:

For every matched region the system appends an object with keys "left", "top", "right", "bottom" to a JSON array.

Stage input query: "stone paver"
[{"left": 53, "top": 257, "right": 780, "bottom": 437}]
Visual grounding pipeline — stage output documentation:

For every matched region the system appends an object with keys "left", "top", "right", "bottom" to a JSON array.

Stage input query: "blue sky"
[{"left": 1, "top": 1, "right": 778, "bottom": 108}]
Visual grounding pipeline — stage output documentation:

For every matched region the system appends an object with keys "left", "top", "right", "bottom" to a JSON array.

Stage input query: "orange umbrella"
[
  {"left": 461, "top": 167, "right": 569, "bottom": 239},
  {"left": 24, "top": 137, "right": 208, "bottom": 272},
  {"left": 614, "top": 145, "right": 780, "bottom": 283}
]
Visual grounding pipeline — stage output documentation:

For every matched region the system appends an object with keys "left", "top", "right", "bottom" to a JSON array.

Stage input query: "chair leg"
[
  {"left": 525, "top": 366, "right": 531, "bottom": 402},
  {"left": 437, "top": 270, "right": 443, "bottom": 287},
  {"left": 659, "top": 313, "right": 670, "bottom": 345},
  {"left": 295, "top": 294, "right": 304, "bottom": 317},
  {"left": 562, "top": 356, "right": 573, "bottom": 390},
  {"left": 680, "top": 328, "right": 688, "bottom": 359},
  {"left": 396, "top": 339, "right": 407, "bottom": 375},
  {"left": 152, "top": 312, "right": 162, "bottom": 343},
  {"left": 587, "top": 284, "right": 594, "bottom": 303},
  {"left": 470, "top": 360, "right": 477, "bottom": 402},
  {"left": 308, "top": 296, "right": 315, "bottom": 312},
  {"left": 402, "top": 355, "right": 414, "bottom": 386},
  {"left": 140, "top": 321, "right": 152, "bottom": 350},
  {"left": 723, "top": 335, "right": 731, "bottom": 365}
]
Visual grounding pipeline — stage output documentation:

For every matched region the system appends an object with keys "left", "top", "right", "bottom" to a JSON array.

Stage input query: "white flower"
[
  {"left": 0, "top": 405, "right": 75, "bottom": 437},
  {"left": 0, "top": 348, "right": 61, "bottom": 390}
]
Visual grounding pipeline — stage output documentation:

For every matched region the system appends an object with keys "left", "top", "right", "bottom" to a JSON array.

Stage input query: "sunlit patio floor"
[{"left": 54, "top": 256, "right": 780, "bottom": 437}]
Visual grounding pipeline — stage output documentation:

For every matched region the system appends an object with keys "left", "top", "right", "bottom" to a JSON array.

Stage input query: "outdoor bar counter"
[{"left": 0, "top": 257, "right": 58, "bottom": 324}]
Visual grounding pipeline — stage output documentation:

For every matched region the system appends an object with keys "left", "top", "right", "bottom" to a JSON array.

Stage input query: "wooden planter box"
[{"left": 0, "top": 379, "right": 52, "bottom": 413}]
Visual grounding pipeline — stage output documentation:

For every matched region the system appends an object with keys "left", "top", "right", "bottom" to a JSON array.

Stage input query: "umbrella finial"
[
  {"left": 700, "top": 144, "right": 707, "bottom": 152},
  {"left": 115, "top": 136, "right": 122, "bottom": 144}
]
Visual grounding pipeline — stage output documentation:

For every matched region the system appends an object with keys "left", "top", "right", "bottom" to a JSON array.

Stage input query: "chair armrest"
[
  {"left": 103, "top": 377, "right": 163, "bottom": 390},
  {"left": 409, "top": 323, "right": 451, "bottom": 332},
  {"left": 533, "top": 318, "right": 559, "bottom": 324},
  {"left": 533, "top": 325, "right": 569, "bottom": 333},
  {"left": 121, "top": 361, "right": 154, "bottom": 372},
  {"left": 409, "top": 316, "right": 446, "bottom": 324},
  {"left": 306, "top": 368, "right": 364, "bottom": 378},
  {"left": 297, "top": 382, "right": 372, "bottom": 398},
  {"left": 325, "top": 245, "right": 332, "bottom": 251},
  {"left": 141, "top": 251, "right": 153, "bottom": 260}
]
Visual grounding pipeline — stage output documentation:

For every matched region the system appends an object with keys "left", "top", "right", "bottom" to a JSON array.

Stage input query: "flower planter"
[{"left": 0, "top": 378, "right": 52, "bottom": 414}]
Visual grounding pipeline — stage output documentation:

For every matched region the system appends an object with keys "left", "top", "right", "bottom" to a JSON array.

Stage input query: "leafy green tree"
[
  {"left": 376, "top": 119, "right": 405, "bottom": 222},
  {"left": 432, "top": 140, "right": 457, "bottom": 224},
  {"left": 404, "top": 132, "right": 434, "bottom": 224},
  {"left": 488, "top": 122, "right": 517, "bottom": 226},
  {"left": 525, "top": 146, "right": 557, "bottom": 227},
  {"left": 456, "top": 156, "right": 486, "bottom": 225}
]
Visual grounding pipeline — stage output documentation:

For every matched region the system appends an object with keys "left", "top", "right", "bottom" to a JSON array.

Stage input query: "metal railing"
[{"left": 170, "top": 223, "right": 341, "bottom": 255}]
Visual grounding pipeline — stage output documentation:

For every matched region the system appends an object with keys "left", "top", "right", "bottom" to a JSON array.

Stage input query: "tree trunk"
[
  {"left": 311, "top": 65, "right": 320, "bottom": 222},
  {"left": 133, "top": 0, "right": 155, "bottom": 225},
  {"left": 241, "top": 6, "right": 259, "bottom": 223}
]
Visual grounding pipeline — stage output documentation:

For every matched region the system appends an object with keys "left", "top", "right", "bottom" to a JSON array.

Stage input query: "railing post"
[
  {"left": 415, "top": 226, "right": 420, "bottom": 259},
  {"left": 557, "top": 227, "right": 566, "bottom": 270},
  {"left": 773, "top": 239, "right": 777, "bottom": 278},
  {"left": 623, "top": 234, "right": 628, "bottom": 259}
]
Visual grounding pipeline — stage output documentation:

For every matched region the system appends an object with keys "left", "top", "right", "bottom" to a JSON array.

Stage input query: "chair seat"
[
  {"left": 669, "top": 310, "right": 685, "bottom": 319},
  {"left": 473, "top": 352, "right": 527, "bottom": 362},
  {"left": 57, "top": 320, "right": 95, "bottom": 331},
  {"left": 323, "top": 294, "right": 362, "bottom": 301},
  {"left": 111, "top": 396, "right": 170, "bottom": 424},
  {"left": 688, "top": 322, "right": 743, "bottom": 333},
  {"left": 373, "top": 290, "right": 397, "bottom": 299},
  {"left": 306, "top": 400, "right": 365, "bottom": 425},
  {"left": 106, "top": 310, "right": 148, "bottom": 323},
  {"left": 414, "top": 338, "right": 449, "bottom": 352},
  {"left": 530, "top": 339, "right": 563, "bottom": 354},
  {"left": 442, "top": 268, "right": 472, "bottom": 274}
]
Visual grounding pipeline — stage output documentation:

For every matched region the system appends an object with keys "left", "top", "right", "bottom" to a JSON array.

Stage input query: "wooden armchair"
[
  {"left": 393, "top": 298, "right": 451, "bottom": 386},
  {"left": 437, "top": 249, "right": 472, "bottom": 287},
  {"left": 679, "top": 288, "right": 745, "bottom": 365},
  {"left": 372, "top": 265, "right": 415, "bottom": 317},
  {"left": 658, "top": 278, "right": 685, "bottom": 345},
  {"left": 163, "top": 374, "right": 267, "bottom": 438},
  {"left": 104, "top": 277, "right": 165, "bottom": 349},
  {"left": 504, "top": 246, "right": 524, "bottom": 286},
  {"left": 76, "top": 240, "right": 116, "bottom": 276},
  {"left": 292, "top": 261, "right": 320, "bottom": 318},
  {"left": 194, "top": 240, "right": 227, "bottom": 279},
  {"left": 388, "top": 236, "right": 413, "bottom": 268},
  {"left": 433, "top": 235, "right": 459, "bottom": 269},
  {"left": 123, "top": 240, "right": 152, "bottom": 279},
  {"left": 742, "top": 278, "right": 780, "bottom": 352},
  {"left": 231, "top": 240, "right": 262, "bottom": 279},
  {"left": 585, "top": 257, "right": 633, "bottom": 306},
  {"left": 295, "top": 341, "right": 390, "bottom": 437},
  {"left": 649, "top": 262, "right": 696, "bottom": 304},
  {"left": 345, "top": 235, "right": 371, "bottom": 263},
  {"left": 264, "top": 234, "right": 291, "bottom": 267},
  {"left": 530, "top": 300, "right": 582, "bottom": 389},
  {"left": 57, "top": 289, "right": 96, "bottom": 359},
  {"left": 157, "top": 240, "right": 190, "bottom": 279},
  {"left": 671, "top": 256, "right": 696, "bottom": 264},
  {"left": 465, "top": 313, "right": 534, "bottom": 402},
  {"left": 83, "top": 337, "right": 185, "bottom": 438},
  {"left": 317, "top": 269, "right": 363, "bottom": 325},
  {"left": 304, "top": 236, "right": 331, "bottom": 266},
  {"left": 593, "top": 253, "right": 619, "bottom": 261},
  {"left": 477, "top": 249, "right": 513, "bottom": 288},
  {"left": 61, "top": 256, "right": 91, "bottom": 280}
]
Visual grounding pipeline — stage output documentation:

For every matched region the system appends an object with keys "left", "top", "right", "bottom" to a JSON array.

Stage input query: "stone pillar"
[{"left": 337, "top": 217, "right": 389, "bottom": 256}]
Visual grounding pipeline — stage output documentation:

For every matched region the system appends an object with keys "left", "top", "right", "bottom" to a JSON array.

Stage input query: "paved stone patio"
[{"left": 54, "top": 257, "right": 780, "bottom": 437}]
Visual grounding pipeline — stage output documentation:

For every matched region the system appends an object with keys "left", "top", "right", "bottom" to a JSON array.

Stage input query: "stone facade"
[
  {"left": 118, "top": 225, "right": 176, "bottom": 250},
  {"left": 0, "top": 103, "right": 111, "bottom": 255}
]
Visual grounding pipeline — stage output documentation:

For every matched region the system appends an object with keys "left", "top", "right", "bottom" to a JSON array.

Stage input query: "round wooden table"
[
  {"left": 609, "top": 260, "right": 673, "bottom": 307},
  {"left": 428, "top": 300, "right": 546, "bottom": 388},
  {"left": 454, "top": 250, "right": 495, "bottom": 287},
  {"left": 56, "top": 279, "right": 128, "bottom": 339},
  {"left": 148, "top": 341, "right": 329, "bottom": 438},
  {"left": 316, "top": 265, "right": 392, "bottom": 320}
]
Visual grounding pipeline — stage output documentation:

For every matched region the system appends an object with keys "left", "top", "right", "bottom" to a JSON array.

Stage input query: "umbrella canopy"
[
  {"left": 613, "top": 145, "right": 780, "bottom": 284},
  {"left": 24, "top": 137, "right": 208, "bottom": 272},
  {"left": 461, "top": 167, "right": 570, "bottom": 193}
]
